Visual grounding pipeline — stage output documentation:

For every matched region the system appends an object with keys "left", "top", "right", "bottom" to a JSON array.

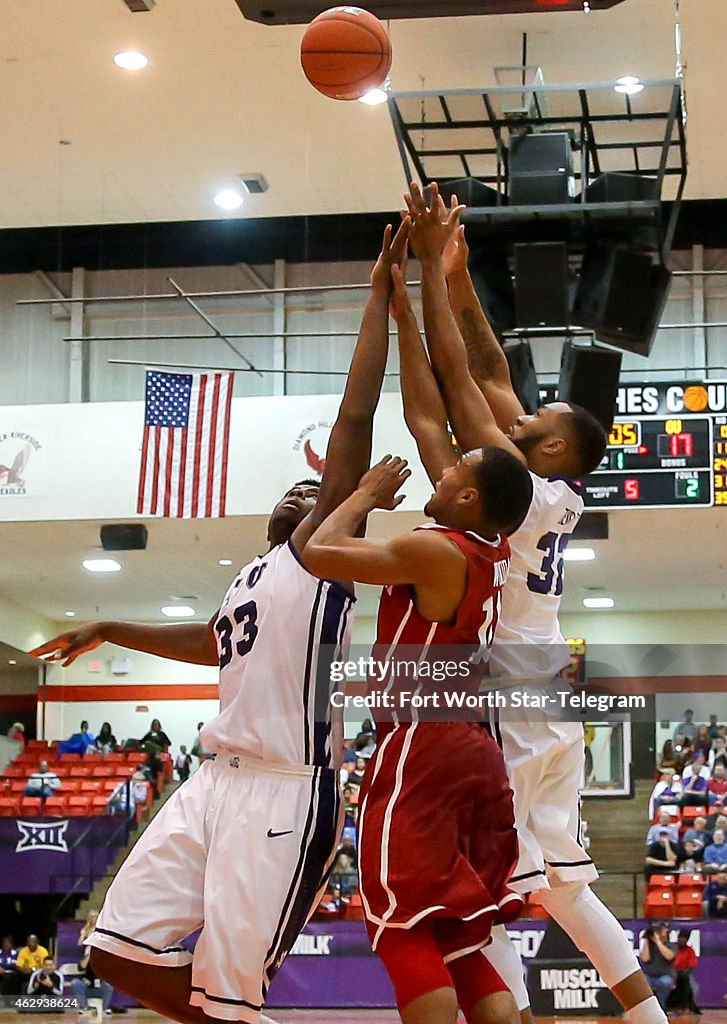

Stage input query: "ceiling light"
[
  {"left": 113, "top": 51, "right": 148, "bottom": 71},
  {"left": 583, "top": 596, "right": 615, "bottom": 609},
  {"left": 358, "top": 87, "right": 388, "bottom": 106},
  {"left": 213, "top": 190, "right": 244, "bottom": 211},
  {"left": 563, "top": 547, "right": 596, "bottom": 562},
  {"left": 614, "top": 76, "right": 644, "bottom": 96},
  {"left": 161, "top": 605, "right": 196, "bottom": 618},
  {"left": 218, "top": 558, "right": 233, "bottom": 566},
  {"left": 82, "top": 559, "right": 121, "bottom": 573},
  {"left": 8, "top": 660, "right": 16, "bottom": 666},
  {"left": 65, "top": 611, "right": 76, "bottom": 618}
]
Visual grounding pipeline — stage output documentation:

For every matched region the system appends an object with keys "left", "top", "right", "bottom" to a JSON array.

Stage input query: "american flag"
[{"left": 137, "top": 370, "right": 234, "bottom": 518}]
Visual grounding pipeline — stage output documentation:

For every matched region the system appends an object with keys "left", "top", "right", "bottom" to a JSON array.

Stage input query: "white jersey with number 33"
[
  {"left": 489, "top": 472, "right": 584, "bottom": 684},
  {"left": 201, "top": 540, "right": 355, "bottom": 769}
]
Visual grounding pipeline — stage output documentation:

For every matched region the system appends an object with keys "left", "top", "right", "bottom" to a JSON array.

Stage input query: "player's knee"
[
  {"left": 471, "top": 988, "right": 520, "bottom": 1024},
  {"left": 538, "top": 880, "right": 586, "bottom": 910},
  {"left": 375, "top": 927, "right": 452, "bottom": 1012}
]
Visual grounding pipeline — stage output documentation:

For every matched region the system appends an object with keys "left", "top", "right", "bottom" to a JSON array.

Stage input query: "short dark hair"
[
  {"left": 471, "top": 447, "right": 533, "bottom": 533},
  {"left": 563, "top": 403, "right": 607, "bottom": 475},
  {"left": 292, "top": 479, "right": 320, "bottom": 489}
]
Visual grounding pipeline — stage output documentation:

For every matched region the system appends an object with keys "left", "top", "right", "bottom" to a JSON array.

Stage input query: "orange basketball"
[{"left": 300, "top": 7, "right": 392, "bottom": 101}]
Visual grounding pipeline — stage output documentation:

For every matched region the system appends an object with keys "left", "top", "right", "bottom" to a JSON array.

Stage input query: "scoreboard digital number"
[{"left": 581, "top": 416, "right": 714, "bottom": 509}]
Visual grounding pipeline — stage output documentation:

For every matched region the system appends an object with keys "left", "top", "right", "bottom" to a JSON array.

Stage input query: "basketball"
[
  {"left": 684, "top": 385, "right": 708, "bottom": 412},
  {"left": 300, "top": 7, "right": 392, "bottom": 101}
]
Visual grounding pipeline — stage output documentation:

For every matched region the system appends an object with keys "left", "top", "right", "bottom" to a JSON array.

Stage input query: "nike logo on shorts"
[{"left": 266, "top": 828, "right": 293, "bottom": 838}]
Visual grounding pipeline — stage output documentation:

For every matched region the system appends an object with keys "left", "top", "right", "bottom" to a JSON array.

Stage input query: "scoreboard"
[{"left": 577, "top": 380, "right": 727, "bottom": 511}]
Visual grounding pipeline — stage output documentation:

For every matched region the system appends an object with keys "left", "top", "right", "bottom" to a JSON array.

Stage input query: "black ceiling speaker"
[
  {"left": 509, "top": 133, "right": 575, "bottom": 206},
  {"left": 514, "top": 242, "right": 569, "bottom": 328},
  {"left": 234, "top": 1, "right": 628, "bottom": 24},
  {"left": 467, "top": 244, "right": 516, "bottom": 335},
  {"left": 573, "top": 244, "right": 672, "bottom": 357},
  {"left": 101, "top": 524, "right": 148, "bottom": 551},
  {"left": 557, "top": 341, "right": 622, "bottom": 433},
  {"left": 505, "top": 341, "right": 540, "bottom": 415}
]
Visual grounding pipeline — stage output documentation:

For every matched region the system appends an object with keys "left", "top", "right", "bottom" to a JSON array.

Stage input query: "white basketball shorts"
[
  {"left": 87, "top": 755, "right": 342, "bottom": 1022},
  {"left": 488, "top": 709, "right": 598, "bottom": 894}
]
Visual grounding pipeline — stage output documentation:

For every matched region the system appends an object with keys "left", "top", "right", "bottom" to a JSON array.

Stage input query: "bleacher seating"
[
  {"left": 675, "top": 888, "right": 704, "bottom": 917},
  {"left": 644, "top": 889, "right": 675, "bottom": 917}
]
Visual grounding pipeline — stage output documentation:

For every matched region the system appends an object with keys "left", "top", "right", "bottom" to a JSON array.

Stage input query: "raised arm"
[
  {"left": 292, "top": 221, "right": 409, "bottom": 554},
  {"left": 442, "top": 219, "right": 525, "bottom": 431},
  {"left": 406, "top": 183, "right": 525, "bottom": 463},
  {"left": 303, "top": 457, "right": 466, "bottom": 617},
  {"left": 390, "top": 265, "right": 456, "bottom": 485},
  {"left": 29, "top": 616, "right": 219, "bottom": 667}
]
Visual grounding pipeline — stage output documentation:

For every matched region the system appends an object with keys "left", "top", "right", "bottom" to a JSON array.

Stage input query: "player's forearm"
[
  {"left": 303, "top": 491, "right": 377, "bottom": 578},
  {"left": 97, "top": 622, "right": 218, "bottom": 665},
  {"left": 337, "top": 288, "right": 390, "bottom": 422},
  {"left": 446, "top": 267, "right": 511, "bottom": 386}
]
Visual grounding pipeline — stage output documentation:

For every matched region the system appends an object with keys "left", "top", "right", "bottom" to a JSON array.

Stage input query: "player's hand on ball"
[
  {"left": 29, "top": 625, "right": 106, "bottom": 667},
  {"left": 357, "top": 455, "right": 411, "bottom": 510},
  {"left": 404, "top": 181, "right": 465, "bottom": 262},
  {"left": 371, "top": 219, "right": 410, "bottom": 293}
]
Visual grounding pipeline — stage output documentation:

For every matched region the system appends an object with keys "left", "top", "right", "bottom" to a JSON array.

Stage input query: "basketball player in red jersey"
[{"left": 304, "top": 430, "right": 532, "bottom": 1022}]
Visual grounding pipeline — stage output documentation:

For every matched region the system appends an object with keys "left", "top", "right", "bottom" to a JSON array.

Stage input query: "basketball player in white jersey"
[
  {"left": 401, "top": 183, "right": 667, "bottom": 1024},
  {"left": 29, "top": 221, "right": 409, "bottom": 1024}
]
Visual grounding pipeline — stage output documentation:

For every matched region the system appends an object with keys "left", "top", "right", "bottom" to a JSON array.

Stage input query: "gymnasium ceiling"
[{"left": 0, "top": 0, "right": 724, "bottom": 229}]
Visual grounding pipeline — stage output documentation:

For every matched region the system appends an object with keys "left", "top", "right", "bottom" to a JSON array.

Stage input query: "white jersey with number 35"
[{"left": 489, "top": 472, "right": 584, "bottom": 684}]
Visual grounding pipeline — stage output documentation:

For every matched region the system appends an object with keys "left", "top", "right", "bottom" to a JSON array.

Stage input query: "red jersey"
[{"left": 369, "top": 524, "right": 511, "bottom": 725}]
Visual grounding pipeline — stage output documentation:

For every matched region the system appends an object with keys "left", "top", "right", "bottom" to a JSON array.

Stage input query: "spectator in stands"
[
  {"left": 346, "top": 757, "right": 367, "bottom": 787},
  {"left": 659, "top": 740, "right": 679, "bottom": 773},
  {"left": 640, "top": 923, "right": 675, "bottom": 1010},
  {"left": 709, "top": 736, "right": 727, "bottom": 771},
  {"left": 190, "top": 722, "right": 212, "bottom": 766},
  {"left": 694, "top": 725, "right": 712, "bottom": 759},
  {"left": 646, "top": 811, "right": 679, "bottom": 847},
  {"left": 174, "top": 745, "right": 192, "bottom": 783},
  {"left": 15, "top": 936, "right": 49, "bottom": 979},
  {"left": 95, "top": 722, "right": 117, "bottom": 754},
  {"left": 141, "top": 718, "right": 171, "bottom": 753},
  {"left": 708, "top": 714, "right": 721, "bottom": 740},
  {"left": 59, "top": 720, "right": 96, "bottom": 757},
  {"left": 704, "top": 869, "right": 727, "bottom": 918},
  {"left": 709, "top": 762, "right": 727, "bottom": 810},
  {"left": 341, "top": 741, "right": 357, "bottom": 766},
  {"left": 644, "top": 830, "right": 678, "bottom": 879},
  {"left": 711, "top": 813, "right": 727, "bottom": 835},
  {"left": 355, "top": 718, "right": 375, "bottom": 744},
  {"left": 670, "top": 930, "right": 700, "bottom": 1014},
  {"left": 72, "top": 912, "right": 113, "bottom": 1015},
  {"left": 650, "top": 772, "right": 683, "bottom": 817},
  {"left": 683, "top": 815, "right": 710, "bottom": 850},
  {"left": 703, "top": 828, "right": 727, "bottom": 873},
  {"left": 6, "top": 722, "right": 25, "bottom": 745},
  {"left": 27, "top": 956, "right": 62, "bottom": 998},
  {"left": 23, "top": 759, "right": 62, "bottom": 798},
  {"left": 681, "top": 752, "right": 710, "bottom": 806},
  {"left": 677, "top": 839, "right": 704, "bottom": 874},
  {"left": 0, "top": 935, "right": 20, "bottom": 995},
  {"left": 673, "top": 710, "right": 698, "bottom": 744}
]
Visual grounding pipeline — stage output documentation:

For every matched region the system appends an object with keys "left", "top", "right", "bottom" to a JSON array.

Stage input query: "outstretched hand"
[
  {"left": 389, "top": 264, "right": 414, "bottom": 322},
  {"left": 442, "top": 203, "right": 469, "bottom": 278},
  {"left": 29, "top": 625, "right": 105, "bottom": 667},
  {"left": 404, "top": 181, "right": 465, "bottom": 263},
  {"left": 371, "top": 218, "right": 411, "bottom": 293},
  {"left": 357, "top": 455, "right": 411, "bottom": 510}
]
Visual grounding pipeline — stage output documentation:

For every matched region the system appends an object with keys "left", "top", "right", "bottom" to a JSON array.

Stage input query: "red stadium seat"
[
  {"left": 653, "top": 809, "right": 680, "bottom": 824},
  {"left": 92, "top": 766, "right": 116, "bottom": 778},
  {"left": 91, "top": 796, "right": 110, "bottom": 815},
  {"left": 648, "top": 874, "right": 676, "bottom": 890},
  {"left": 62, "top": 780, "right": 82, "bottom": 794},
  {"left": 101, "top": 779, "right": 119, "bottom": 792},
  {"left": 0, "top": 798, "right": 20, "bottom": 816},
  {"left": 42, "top": 797, "right": 67, "bottom": 816},
  {"left": 681, "top": 806, "right": 707, "bottom": 822},
  {"left": 345, "top": 893, "right": 364, "bottom": 920},
  {"left": 83, "top": 754, "right": 103, "bottom": 765},
  {"left": 26, "top": 740, "right": 50, "bottom": 751},
  {"left": 18, "top": 798, "right": 43, "bottom": 818},
  {"left": 66, "top": 796, "right": 92, "bottom": 817},
  {"left": 52, "top": 766, "right": 70, "bottom": 778},
  {"left": 2, "top": 766, "right": 24, "bottom": 779},
  {"left": 58, "top": 752, "right": 82, "bottom": 763},
  {"left": 80, "top": 780, "right": 104, "bottom": 793},
  {"left": 69, "top": 765, "right": 92, "bottom": 778},
  {"left": 10, "top": 781, "right": 27, "bottom": 795},
  {"left": 678, "top": 873, "right": 705, "bottom": 888},
  {"left": 125, "top": 752, "right": 146, "bottom": 765},
  {"left": 104, "top": 753, "right": 126, "bottom": 763},
  {"left": 644, "top": 890, "right": 675, "bottom": 918},
  {"left": 675, "top": 890, "right": 704, "bottom": 918}
]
